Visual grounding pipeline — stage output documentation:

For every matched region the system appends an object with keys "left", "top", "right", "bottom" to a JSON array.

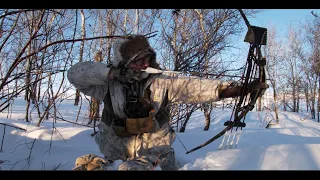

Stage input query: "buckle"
[{"left": 128, "top": 97, "right": 138, "bottom": 102}]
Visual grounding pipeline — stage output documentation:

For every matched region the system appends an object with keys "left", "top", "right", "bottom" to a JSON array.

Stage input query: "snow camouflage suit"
[{"left": 67, "top": 34, "right": 232, "bottom": 170}]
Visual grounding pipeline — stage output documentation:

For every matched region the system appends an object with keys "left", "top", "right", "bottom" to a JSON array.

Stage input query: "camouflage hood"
[{"left": 112, "top": 34, "right": 160, "bottom": 69}]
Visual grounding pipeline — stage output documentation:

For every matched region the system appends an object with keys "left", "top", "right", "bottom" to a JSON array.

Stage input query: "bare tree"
[
  {"left": 302, "top": 12, "right": 320, "bottom": 120},
  {"left": 282, "top": 25, "right": 303, "bottom": 112},
  {"left": 264, "top": 25, "right": 282, "bottom": 123},
  {"left": 0, "top": 9, "right": 277, "bottom": 135},
  {"left": 153, "top": 9, "right": 260, "bottom": 131},
  {"left": 74, "top": 9, "right": 86, "bottom": 106},
  {"left": 296, "top": 16, "right": 320, "bottom": 119},
  {"left": 134, "top": 9, "right": 139, "bottom": 34},
  {"left": 88, "top": 51, "right": 102, "bottom": 125}
]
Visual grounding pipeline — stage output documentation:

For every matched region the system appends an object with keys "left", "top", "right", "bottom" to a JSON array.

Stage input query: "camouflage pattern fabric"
[
  {"left": 118, "top": 156, "right": 155, "bottom": 170},
  {"left": 117, "top": 147, "right": 177, "bottom": 170},
  {"left": 95, "top": 122, "right": 179, "bottom": 170},
  {"left": 68, "top": 34, "right": 230, "bottom": 171}
]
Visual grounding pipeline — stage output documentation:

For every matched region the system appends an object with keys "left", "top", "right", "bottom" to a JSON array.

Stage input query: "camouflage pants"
[{"left": 95, "top": 122, "right": 179, "bottom": 170}]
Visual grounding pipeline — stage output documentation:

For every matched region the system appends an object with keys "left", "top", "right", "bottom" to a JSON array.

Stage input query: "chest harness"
[{"left": 103, "top": 80, "right": 156, "bottom": 137}]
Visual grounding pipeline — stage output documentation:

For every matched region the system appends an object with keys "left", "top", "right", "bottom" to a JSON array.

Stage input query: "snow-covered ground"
[{"left": 1, "top": 98, "right": 320, "bottom": 170}]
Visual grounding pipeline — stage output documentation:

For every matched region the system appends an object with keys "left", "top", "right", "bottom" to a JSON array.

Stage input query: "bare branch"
[
  {"left": 55, "top": 116, "right": 92, "bottom": 128},
  {"left": 0, "top": 123, "right": 27, "bottom": 131}
]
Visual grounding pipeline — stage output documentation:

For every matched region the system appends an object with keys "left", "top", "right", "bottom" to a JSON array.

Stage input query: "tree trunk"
[
  {"left": 179, "top": 116, "right": 190, "bottom": 133},
  {"left": 258, "top": 97, "right": 262, "bottom": 111},
  {"left": 283, "top": 93, "right": 286, "bottom": 111},
  {"left": 179, "top": 105, "right": 196, "bottom": 132},
  {"left": 194, "top": 9, "right": 212, "bottom": 131},
  {"left": 318, "top": 75, "right": 320, "bottom": 122},
  {"left": 74, "top": 90, "right": 80, "bottom": 106},
  {"left": 297, "top": 92, "right": 300, "bottom": 112},
  {"left": 88, "top": 51, "right": 102, "bottom": 124},
  {"left": 89, "top": 98, "right": 100, "bottom": 124},
  {"left": 24, "top": 13, "right": 34, "bottom": 122},
  {"left": 273, "top": 87, "right": 279, "bottom": 123},
  {"left": 203, "top": 104, "right": 211, "bottom": 131},
  {"left": 74, "top": 9, "right": 86, "bottom": 106},
  {"left": 305, "top": 86, "right": 309, "bottom": 111},
  {"left": 134, "top": 9, "right": 139, "bottom": 33},
  {"left": 123, "top": 9, "right": 128, "bottom": 33},
  {"left": 311, "top": 77, "right": 317, "bottom": 119},
  {"left": 311, "top": 96, "right": 315, "bottom": 119},
  {"left": 25, "top": 54, "right": 31, "bottom": 122},
  {"left": 106, "top": 9, "right": 113, "bottom": 64},
  {"left": 292, "top": 80, "right": 296, "bottom": 112}
]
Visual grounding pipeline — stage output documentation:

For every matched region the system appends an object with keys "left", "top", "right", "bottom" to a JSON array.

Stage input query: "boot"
[{"left": 72, "top": 154, "right": 111, "bottom": 171}]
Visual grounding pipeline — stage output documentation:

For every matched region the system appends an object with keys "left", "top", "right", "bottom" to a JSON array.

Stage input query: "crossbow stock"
[{"left": 186, "top": 9, "right": 268, "bottom": 154}]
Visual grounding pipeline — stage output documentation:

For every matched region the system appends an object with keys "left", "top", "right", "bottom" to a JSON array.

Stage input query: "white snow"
[{"left": 1, "top": 97, "right": 320, "bottom": 170}]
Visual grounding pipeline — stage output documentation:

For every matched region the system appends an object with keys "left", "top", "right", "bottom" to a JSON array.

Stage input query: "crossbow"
[{"left": 186, "top": 9, "right": 268, "bottom": 154}]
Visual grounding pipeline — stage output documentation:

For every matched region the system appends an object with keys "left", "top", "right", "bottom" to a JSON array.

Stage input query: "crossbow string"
[{"left": 185, "top": 9, "right": 268, "bottom": 154}]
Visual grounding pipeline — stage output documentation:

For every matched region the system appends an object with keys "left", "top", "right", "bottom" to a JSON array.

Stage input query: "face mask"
[{"left": 125, "top": 51, "right": 153, "bottom": 68}]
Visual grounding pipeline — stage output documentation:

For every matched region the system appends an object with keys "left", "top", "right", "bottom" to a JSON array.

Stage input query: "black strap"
[
  {"left": 155, "top": 90, "right": 170, "bottom": 127},
  {"left": 103, "top": 76, "right": 169, "bottom": 128},
  {"left": 102, "top": 87, "right": 125, "bottom": 126}
]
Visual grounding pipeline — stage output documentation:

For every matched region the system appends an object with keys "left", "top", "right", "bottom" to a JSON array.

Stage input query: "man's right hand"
[{"left": 110, "top": 67, "right": 143, "bottom": 84}]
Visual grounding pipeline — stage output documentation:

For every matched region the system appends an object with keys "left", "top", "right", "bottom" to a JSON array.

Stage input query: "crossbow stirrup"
[{"left": 186, "top": 9, "right": 268, "bottom": 154}]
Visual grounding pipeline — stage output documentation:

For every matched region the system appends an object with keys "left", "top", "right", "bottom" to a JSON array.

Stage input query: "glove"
[
  {"left": 111, "top": 67, "right": 148, "bottom": 84},
  {"left": 247, "top": 79, "right": 269, "bottom": 93},
  {"left": 218, "top": 80, "right": 269, "bottom": 99}
]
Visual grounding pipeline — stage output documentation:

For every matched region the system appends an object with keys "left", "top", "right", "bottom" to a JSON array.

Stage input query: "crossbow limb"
[{"left": 186, "top": 9, "right": 268, "bottom": 154}]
